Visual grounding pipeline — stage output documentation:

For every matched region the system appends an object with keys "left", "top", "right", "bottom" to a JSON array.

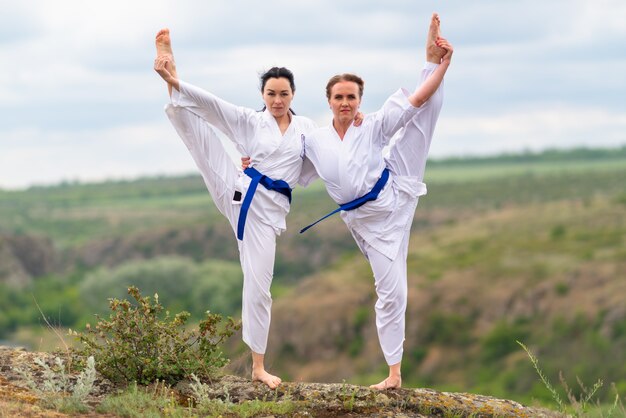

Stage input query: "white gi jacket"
[
  {"left": 166, "top": 80, "right": 317, "bottom": 234},
  {"left": 303, "top": 89, "right": 428, "bottom": 260}
]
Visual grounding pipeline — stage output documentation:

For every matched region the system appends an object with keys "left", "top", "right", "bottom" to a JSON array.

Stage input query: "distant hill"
[
  {"left": 0, "top": 146, "right": 624, "bottom": 406},
  {"left": 261, "top": 192, "right": 625, "bottom": 403},
  {"left": 426, "top": 145, "right": 626, "bottom": 166}
]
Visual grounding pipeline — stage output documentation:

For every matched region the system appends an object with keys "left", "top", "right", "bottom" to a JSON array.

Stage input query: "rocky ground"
[{"left": 0, "top": 346, "right": 563, "bottom": 417}]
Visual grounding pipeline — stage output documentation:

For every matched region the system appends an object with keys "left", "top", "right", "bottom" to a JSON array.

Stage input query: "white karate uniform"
[
  {"left": 165, "top": 80, "right": 317, "bottom": 354},
  {"left": 303, "top": 62, "right": 443, "bottom": 365}
]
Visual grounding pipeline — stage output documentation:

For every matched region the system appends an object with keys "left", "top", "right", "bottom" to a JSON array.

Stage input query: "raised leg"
[
  {"left": 165, "top": 106, "right": 239, "bottom": 228},
  {"left": 385, "top": 64, "right": 444, "bottom": 181}
]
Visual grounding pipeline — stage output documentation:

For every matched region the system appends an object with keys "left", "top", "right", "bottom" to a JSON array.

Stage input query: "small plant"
[
  {"left": 517, "top": 340, "right": 623, "bottom": 417},
  {"left": 608, "top": 383, "right": 626, "bottom": 417},
  {"left": 560, "top": 372, "right": 603, "bottom": 415},
  {"left": 72, "top": 286, "right": 241, "bottom": 385},
  {"left": 96, "top": 382, "right": 182, "bottom": 416},
  {"left": 517, "top": 341, "right": 566, "bottom": 412},
  {"left": 16, "top": 355, "right": 96, "bottom": 413},
  {"left": 340, "top": 380, "right": 358, "bottom": 412},
  {"left": 186, "top": 374, "right": 300, "bottom": 417},
  {"left": 189, "top": 373, "right": 230, "bottom": 409}
]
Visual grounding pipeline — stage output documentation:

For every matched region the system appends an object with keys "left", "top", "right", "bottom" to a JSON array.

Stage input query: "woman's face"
[
  {"left": 262, "top": 77, "right": 294, "bottom": 119},
  {"left": 328, "top": 81, "right": 361, "bottom": 125}
]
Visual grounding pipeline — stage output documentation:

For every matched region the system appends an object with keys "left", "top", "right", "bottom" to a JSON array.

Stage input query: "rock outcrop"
[{"left": 0, "top": 346, "right": 562, "bottom": 417}]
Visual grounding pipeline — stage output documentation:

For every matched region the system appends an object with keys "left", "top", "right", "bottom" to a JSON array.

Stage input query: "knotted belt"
[
  {"left": 300, "top": 168, "right": 390, "bottom": 234},
  {"left": 237, "top": 167, "right": 292, "bottom": 240}
]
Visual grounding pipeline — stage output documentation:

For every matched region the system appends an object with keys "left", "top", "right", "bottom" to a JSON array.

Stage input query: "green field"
[{"left": 0, "top": 146, "right": 625, "bottom": 409}]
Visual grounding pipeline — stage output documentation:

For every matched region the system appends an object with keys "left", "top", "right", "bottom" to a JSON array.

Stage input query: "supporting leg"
[
  {"left": 363, "top": 233, "right": 410, "bottom": 389},
  {"left": 238, "top": 218, "right": 282, "bottom": 388}
]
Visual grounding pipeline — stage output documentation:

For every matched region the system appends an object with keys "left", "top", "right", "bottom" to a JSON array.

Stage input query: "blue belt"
[
  {"left": 300, "top": 168, "right": 390, "bottom": 234},
  {"left": 237, "top": 167, "right": 292, "bottom": 240}
]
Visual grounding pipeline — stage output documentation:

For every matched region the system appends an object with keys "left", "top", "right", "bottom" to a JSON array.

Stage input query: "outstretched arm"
[{"left": 408, "top": 37, "right": 453, "bottom": 108}]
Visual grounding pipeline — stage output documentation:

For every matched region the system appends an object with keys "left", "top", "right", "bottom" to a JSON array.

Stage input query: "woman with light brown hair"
[{"left": 299, "top": 13, "right": 453, "bottom": 389}]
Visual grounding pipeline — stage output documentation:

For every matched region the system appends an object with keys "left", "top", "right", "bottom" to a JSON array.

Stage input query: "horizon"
[{"left": 2, "top": 144, "right": 623, "bottom": 192}]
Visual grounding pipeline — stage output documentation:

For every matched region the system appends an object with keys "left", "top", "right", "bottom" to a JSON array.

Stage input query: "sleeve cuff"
[
  {"left": 170, "top": 83, "right": 182, "bottom": 105},
  {"left": 170, "top": 80, "right": 194, "bottom": 107},
  {"left": 396, "top": 88, "right": 421, "bottom": 112}
]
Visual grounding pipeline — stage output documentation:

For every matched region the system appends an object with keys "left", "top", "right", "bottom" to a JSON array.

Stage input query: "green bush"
[
  {"left": 193, "top": 261, "right": 243, "bottom": 316},
  {"left": 79, "top": 256, "right": 242, "bottom": 318},
  {"left": 73, "top": 286, "right": 240, "bottom": 385},
  {"left": 481, "top": 321, "right": 528, "bottom": 362},
  {"left": 79, "top": 257, "right": 199, "bottom": 315},
  {"left": 0, "top": 284, "right": 32, "bottom": 335},
  {"left": 550, "top": 224, "right": 567, "bottom": 240}
]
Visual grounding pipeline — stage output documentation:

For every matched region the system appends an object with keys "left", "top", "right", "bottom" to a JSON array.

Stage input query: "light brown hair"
[{"left": 325, "top": 73, "right": 365, "bottom": 99}]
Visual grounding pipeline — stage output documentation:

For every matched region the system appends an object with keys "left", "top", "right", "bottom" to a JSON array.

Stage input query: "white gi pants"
[
  {"left": 359, "top": 63, "right": 444, "bottom": 366},
  {"left": 358, "top": 232, "right": 410, "bottom": 366},
  {"left": 166, "top": 106, "right": 276, "bottom": 355}
]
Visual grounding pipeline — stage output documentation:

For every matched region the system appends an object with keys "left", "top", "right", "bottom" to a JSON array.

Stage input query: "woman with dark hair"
[{"left": 153, "top": 29, "right": 351, "bottom": 388}]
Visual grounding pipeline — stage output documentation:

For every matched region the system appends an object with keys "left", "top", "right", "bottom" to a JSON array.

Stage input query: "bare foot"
[
  {"left": 426, "top": 13, "right": 446, "bottom": 63},
  {"left": 369, "top": 375, "right": 402, "bottom": 390},
  {"left": 155, "top": 28, "right": 173, "bottom": 56},
  {"left": 156, "top": 29, "right": 176, "bottom": 70},
  {"left": 252, "top": 369, "right": 282, "bottom": 389}
]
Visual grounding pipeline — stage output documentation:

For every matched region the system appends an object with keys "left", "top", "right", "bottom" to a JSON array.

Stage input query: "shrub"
[{"left": 72, "top": 286, "right": 240, "bottom": 385}]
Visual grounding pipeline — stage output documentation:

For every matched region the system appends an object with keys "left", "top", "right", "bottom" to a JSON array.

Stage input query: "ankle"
[
  {"left": 388, "top": 365, "right": 401, "bottom": 383},
  {"left": 251, "top": 351, "right": 266, "bottom": 372},
  {"left": 427, "top": 49, "right": 445, "bottom": 64}
]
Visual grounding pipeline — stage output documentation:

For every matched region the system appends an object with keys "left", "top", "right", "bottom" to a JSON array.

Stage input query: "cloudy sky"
[{"left": 1, "top": 0, "right": 625, "bottom": 189}]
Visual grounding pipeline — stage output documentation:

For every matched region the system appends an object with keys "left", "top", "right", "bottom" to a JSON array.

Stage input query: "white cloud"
[
  {"left": 432, "top": 105, "right": 626, "bottom": 157},
  {"left": 0, "top": 122, "right": 203, "bottom": 189},
  {"left": 0, "top": 0, "right": 624, "bottom": 189},
  {"left": 3, "top": 103, "right": 622, "bottom": 189}
]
